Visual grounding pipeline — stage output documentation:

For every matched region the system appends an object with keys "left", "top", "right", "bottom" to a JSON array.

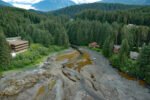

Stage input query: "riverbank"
[
  {"left": 0, "top": 44, "right": 65, "bottom": 75},
  {"left": 89, "top": 47, "right": 149, "bottom": 87},
  {"left": 0, "top": 48, "right": 149, "bottom": 100}
]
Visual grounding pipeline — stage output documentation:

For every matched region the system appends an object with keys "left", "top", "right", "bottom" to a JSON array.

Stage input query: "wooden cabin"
[
  {"left": 113, "top": 45, "right": 121, "bottom": 53},
  {"left": 7, "top": 37, "right": 29, "bottom": 53},
  {"left": 89, "top": 42, "right": 100, "bottom": 48}
]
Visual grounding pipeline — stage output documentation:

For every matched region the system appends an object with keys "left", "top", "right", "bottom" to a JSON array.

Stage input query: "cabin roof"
[
  {"left": 7, "top": 40, "right": 28, "bottom": 46},
  {"left": 114, "top": 45, "right": 121, "bottom": 49}
]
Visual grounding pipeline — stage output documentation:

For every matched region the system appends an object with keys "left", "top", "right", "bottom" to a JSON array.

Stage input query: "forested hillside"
[
  {"left": 0, "top": 7, "right": 69, "bottom": 47},
  {"left": 52, "top": 3, "right": 141, "bottom": 16},
  {"left": 101, "top": 0, "right": 150, "bottom": 5},
  {"left": 76, "top": 7, "right": 150, "bottom": 26}
]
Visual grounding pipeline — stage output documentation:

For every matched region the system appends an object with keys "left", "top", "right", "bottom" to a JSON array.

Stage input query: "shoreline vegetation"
[
  {"left": 0, "top": 44, "right": 65, "bottom": 75},
  {"left": 89, "top": 46, "right": 150, "bottom": 87}
]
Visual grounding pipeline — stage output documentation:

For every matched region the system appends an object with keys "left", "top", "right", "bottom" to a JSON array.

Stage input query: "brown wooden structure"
[
  {"left": 7, "top": 37, "right": 29, "bottom": 52},
  {"left": 89, "top": 42, "right": 100, "bottom": 48},
  {"left": 113, "top": 45, "right": 121, "bottom": 53}
]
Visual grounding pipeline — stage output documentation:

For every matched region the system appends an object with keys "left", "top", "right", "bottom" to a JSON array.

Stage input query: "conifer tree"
[
  {"left": 119, "top": 39, "right": 129, "bottom": 67},
  {"left": 0, "top": 32, "right": 11, "bottom": 69},
  {"left": 138, "top": 44, "right": 150, "bottom": 84},
  {"left": 103, "top": 33, "right": 115, "bottom": 57}
]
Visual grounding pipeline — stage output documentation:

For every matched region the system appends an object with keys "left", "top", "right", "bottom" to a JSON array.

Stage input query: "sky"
[
  {"left": 2, "top": 0, "right": 101, "bottom": 9},
  {"left": 2, "top": 0, "right": 43, "bottom": 9},
  {"left": 71, "top": 0, "right": 101, "bottom": 4}
]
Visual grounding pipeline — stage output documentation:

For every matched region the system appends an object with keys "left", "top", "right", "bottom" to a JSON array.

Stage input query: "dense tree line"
[
  {"left": 66, "top": 20, "right": 115, "bottom": 46},
  {"left": 66, "top": 19, "right": 150, "bottom": 49},
  {"left": 53, "top": 3, "right": 140, "bottom": 17},
  {"left": 0, "top": 31, "right": 11, "bottom": 69},
  {"left": 76, "top": 7, "right": 150, "bottom": 26},
  {"left": 138, "top": 44, "right": 150, "bottom": 83},
  {"left": 0, "top": 7, "right": 70, "bottom": 47}
]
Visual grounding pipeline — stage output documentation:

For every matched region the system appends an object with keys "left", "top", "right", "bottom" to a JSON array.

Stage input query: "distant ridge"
[
  {"left": 101, "top": 0, "right": 150, "bottom": 5},
  {"left": 52, "top": 3, "right": 141, "bottom": 16},
  {"left": 0, "top": 0, "right": 12, "bottom": 7}
]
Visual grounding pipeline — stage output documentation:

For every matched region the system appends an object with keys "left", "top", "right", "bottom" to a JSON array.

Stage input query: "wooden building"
[
  {"left": 7, "top": 37, "right": 29, "bottom": 53},
  {"left": 113, "top": 45, "right": 121, "bottom": 53},
  {"left": 89, "top": 42, "right": 100, "bottom": 48}
]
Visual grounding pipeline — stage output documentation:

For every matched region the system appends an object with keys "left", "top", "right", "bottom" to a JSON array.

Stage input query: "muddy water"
[
  {"left": 56, "top": 50, "right": 92, "bottom": 72},
  {"left": 118, "top": 71, "right": 147, "bottom": 86},
  {"left": 57, "top": 49, "right": 105, "bottom": 100}
]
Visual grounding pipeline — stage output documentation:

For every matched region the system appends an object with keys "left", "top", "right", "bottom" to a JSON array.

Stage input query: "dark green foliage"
[
  {"left": 0, "top": 7, "right": 69, "bottom": 47},
  {"left": 52, "top": 3, "right": 140, "bottom": 17},
  {"left": 110, "top": 54, "right": 120, "bottom": 68},
  {"left": 76, "top": 7, "right": 150, "bottom": 26},
  {"left": 38, "top": 20, "right": 69, "bottom": 46},
  {"left": 120, "top": 39, "right": 129, "bottom": 56},
  {"left": 0, "top": 32, "right": 11, "bottom": 70},
  {"left": 103, "top": 34, "right": 115, "bottom": 57},
  {"left": 138, "top": 44, "right": 150, "bottom": 84},
  {"left": 67, "top": 20, "right": 115, "bottom": 46},
  {"left": 66, "top": 19, "right": 149, "bottom": 50},
  {"left": 119, "top": 39, "right": 129, "bottom": 66},
  {"left": 121, "top": 25, "right": 149, "bottom": 48},
  {"left": 110, "top": 54, "right": 139, "bottom": 76}
]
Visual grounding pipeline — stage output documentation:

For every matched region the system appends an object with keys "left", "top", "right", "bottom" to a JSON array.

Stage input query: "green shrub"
[
  {"left": 138, "top": 44, "right": 150, "bottom": 84},
  {"left": 110, "top": 54, "right": 140, "bottom": 78},
  {"left": 110, "top": 54, "right": 120, "bottom": 68},
  {"left": 0, "top": 71, "right": 2, "bottom": 77},
  {"left": 91, "top": 48, "right": 102, "bottom": 52},
  {"left": 49, "top": 45, "right": 64, "bottom": 52},
  {"left": 7, "top": 44, "right": 64, "bottom": 71}
]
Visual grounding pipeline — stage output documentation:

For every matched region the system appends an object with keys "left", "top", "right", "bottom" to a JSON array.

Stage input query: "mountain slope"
[
  {"left": 52, "top": 3, "right": 141, "bottom": 16},
  {"left": 0, "top": 0, "right": 11, "bottom": 6},
  {"left": 101, "top": 0, "right": 150, "bottom": 5},
  {"left": 33, "top": 0, "right": 75, "bottom": 11}
]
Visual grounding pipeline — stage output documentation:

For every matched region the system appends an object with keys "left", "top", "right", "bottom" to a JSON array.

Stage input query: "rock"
[
  {"left": 42, "top": 71, "right": 51, "bottom": 78},
  {"left": 15, "top": 80, "right": 26, "bottom": 86},
  {"left": 48, "top": 80, "right": 56, "bottom": 90},
  {"left": 3, "top": 85, "right": 21, "bottom": 96}
]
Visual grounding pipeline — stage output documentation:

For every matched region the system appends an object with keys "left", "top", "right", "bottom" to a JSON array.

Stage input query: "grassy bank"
[{"left": 0, "top": 44, "right": 65, "bottom": 73}]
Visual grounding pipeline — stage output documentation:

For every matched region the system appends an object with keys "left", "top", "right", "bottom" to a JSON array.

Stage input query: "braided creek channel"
[{"left": 0, "top": 48, "right": 149, "bottom": 100}]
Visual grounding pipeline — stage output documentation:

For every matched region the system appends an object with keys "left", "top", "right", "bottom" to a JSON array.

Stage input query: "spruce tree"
[
  {"left": 103, "top": 33, "right": 115, "bottom": 57},
  {"left": 0, "top": 32, "right": 11, "bottom": 70},
  {"left": 138, "top": 44, "right": 150, "bottom": 84},
  {"left": 119, "top": 39, "right": 129, "bottom": 67}
]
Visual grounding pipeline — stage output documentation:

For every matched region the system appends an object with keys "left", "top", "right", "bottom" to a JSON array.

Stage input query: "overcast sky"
[{"left": 2, "top": 0, "right": 101, "bottom": 9}]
